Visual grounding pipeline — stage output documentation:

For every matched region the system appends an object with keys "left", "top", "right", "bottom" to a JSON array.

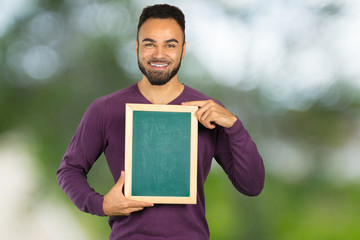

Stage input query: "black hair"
[{"left": 137, "top": 4, "right": 186, "bottom": 43}]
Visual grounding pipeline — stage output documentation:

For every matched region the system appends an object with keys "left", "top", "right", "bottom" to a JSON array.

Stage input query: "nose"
[{"left": 152, "top": 46, "right": 166, "bottom": 59}]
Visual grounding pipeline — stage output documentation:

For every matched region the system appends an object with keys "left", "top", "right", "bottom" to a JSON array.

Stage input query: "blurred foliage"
[{"left": 1, "top": 0, "right": 360, "bottom": 240}]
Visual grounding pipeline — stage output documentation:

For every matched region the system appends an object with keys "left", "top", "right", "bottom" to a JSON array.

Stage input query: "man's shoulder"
[
  {"left": 184, "top": 85, "right": 222, "bottom": 105},
  {"left": 90, "top": 83, "right": 138, "bottom": 106},
  {"left": 185, "top": 85, "right": 211, "bottom": 99},
  {"left": 97, "top": 84, "right": 137, "bottom": 102},
  {"left": 84, "top": 84, "right": 139, "bottom": 116}
]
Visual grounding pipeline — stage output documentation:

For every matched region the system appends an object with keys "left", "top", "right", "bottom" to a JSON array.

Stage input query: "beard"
[{"left": 137, "top": 55, "right": 183, "bottom": 86}]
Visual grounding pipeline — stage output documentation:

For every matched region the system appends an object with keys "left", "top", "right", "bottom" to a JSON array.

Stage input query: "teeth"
[{"left": 150, "top": 63, "right": 168, "bottom": 67}]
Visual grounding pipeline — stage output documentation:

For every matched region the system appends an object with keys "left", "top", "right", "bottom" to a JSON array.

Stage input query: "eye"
[
  {"left": 166, "top": 44, "right": 176, "bottom": 48},
  {"left": 144, "top": 43, "right": 155, "bottom": 47}
]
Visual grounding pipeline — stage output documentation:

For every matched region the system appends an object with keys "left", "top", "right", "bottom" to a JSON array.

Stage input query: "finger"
[
  {"left": 120, "top": 206, "right": 148, "bottom": 216},
  {"left": 196, "top": 101, "right": 213, "bottom": 117},
  {"left": 200, "top": 111, "right": 215, "bottom": 128},
  {"left": 194, "top": 100, "right": 212, "bottom": 121},
  {"left": 197, "top": 106, "right": 211, "bottom": 125},
  {"left": 123, "top": 207, "right": 145, "bottom": 215},
  {"left": 181, "top": 100, "right": 210, "bottom": 107},
  {"left": 202, "top": 112, "right": 217, "bottom": 129},
  {"left": 112, "top": 206, "right": 145, "bottom": 216},
  {"left": 201, "top": 114, "right": 216, "bottom": 129},
  {"left": 128, "top": 207, "right": 145, "bottom": 212},
  {"left": 125, "top": 199, "right": 154, "bottom": 208},
  {"left": 195, "top": 103, "right": 217, "bottom": 129}
]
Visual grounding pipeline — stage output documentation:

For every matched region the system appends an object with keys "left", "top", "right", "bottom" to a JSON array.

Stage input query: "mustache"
[{"left": 147, "top": 58, "right": 170, "bottom": 63}]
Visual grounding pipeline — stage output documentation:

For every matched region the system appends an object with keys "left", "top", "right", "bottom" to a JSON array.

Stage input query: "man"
[{"left": 57, "top": 4, "right": 264, "bottom": 240}]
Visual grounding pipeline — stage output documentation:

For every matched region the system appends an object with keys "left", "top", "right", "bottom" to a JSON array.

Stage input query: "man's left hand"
[{"left": 182, "top": 100, "right": 237, "bottom": 129}]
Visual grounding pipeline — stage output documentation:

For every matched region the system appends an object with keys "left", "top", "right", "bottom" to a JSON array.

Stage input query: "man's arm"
[
  {"left": 57, "top": 99, "right": 153, "bottom": 217},
  {"left": 182, "top": 100, "right": 265, "bottom": 196}
]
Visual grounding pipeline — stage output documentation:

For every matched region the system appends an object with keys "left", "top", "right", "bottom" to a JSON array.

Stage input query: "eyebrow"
[
  {"left": 142, "top": 38, "right": 156, "bottom": 43},
  {"left": 142, "top": 38, "right": 179, "bottom": 44},
  {"left": 165, "top": 38, "right": 179, "bottom": 43}
]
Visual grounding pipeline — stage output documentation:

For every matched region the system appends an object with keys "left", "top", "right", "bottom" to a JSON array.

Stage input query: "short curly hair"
[{"left": 137, "top": 4, "right": 186, "bottom": 44}]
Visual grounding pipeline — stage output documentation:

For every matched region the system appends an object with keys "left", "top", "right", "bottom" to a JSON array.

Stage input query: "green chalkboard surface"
[
  {"left": 124, "top": 104, "right": 198, "bottom": 204},
  {"left": 132, "top": 111, "right": 191, "bottom": 197}
]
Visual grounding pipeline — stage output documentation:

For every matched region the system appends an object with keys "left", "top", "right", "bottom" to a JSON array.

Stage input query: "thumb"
[{"left": 114, "top": 171, "right": 125, "bottom": 189}]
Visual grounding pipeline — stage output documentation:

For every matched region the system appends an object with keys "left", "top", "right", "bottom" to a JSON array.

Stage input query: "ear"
[
  {"left": 136, "top": 40, "right": 139, "bottom": 54},
  {"left": 181, "top": 41, "right": 186, "bottom": 59}
]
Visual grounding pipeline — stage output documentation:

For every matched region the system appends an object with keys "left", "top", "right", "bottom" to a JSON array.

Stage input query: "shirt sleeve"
[
  {"left": 57, "top": 99, "right": 106, "bottom": 216},
  {"left": 214, "top": 118, "right": 265, "bottom": 196}
]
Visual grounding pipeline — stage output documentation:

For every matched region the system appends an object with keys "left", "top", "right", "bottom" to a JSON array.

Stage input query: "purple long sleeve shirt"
[{"left": 57, "top": 83, "right": 265, "bottom": 240}]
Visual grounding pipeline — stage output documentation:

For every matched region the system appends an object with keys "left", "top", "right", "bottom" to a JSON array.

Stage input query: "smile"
[{"left": 150, "top": 62, "right": 169, "bottom": 67}]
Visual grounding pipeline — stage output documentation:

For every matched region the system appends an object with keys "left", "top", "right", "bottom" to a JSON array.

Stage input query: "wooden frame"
[{"left": 124, "top": 103, "right": 198, "bottom": 204}]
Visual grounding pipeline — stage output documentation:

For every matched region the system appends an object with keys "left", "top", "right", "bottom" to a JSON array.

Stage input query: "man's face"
[{"left": 136, "top": 18, "right": 186, "bottom": 86}]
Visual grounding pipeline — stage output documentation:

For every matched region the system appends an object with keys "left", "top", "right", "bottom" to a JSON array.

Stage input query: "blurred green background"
[{"left": 1, "top": 0, "right": 360, "bottom": 239}]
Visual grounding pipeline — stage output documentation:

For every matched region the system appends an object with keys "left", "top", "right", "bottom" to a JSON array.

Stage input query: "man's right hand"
[{"left": 103, "top": 171, "right": 154, "bottom": 216}]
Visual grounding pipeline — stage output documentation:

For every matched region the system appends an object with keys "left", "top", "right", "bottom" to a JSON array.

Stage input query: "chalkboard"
[{"left": 124, "top": 104, "right": 198, "bottom": 204}]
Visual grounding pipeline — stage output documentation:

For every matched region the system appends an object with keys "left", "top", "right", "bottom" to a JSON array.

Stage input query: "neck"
[{"left": 138, "top": 76, "right": 184, "bottom": 104}]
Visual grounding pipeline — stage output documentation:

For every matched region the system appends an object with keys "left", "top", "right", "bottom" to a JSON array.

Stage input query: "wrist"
[
  {"left": 102, "top": 195, "right": 110, "bottom": 216},
  {"left": 225, "top": 115, "right": 237, "bottom": 128}
]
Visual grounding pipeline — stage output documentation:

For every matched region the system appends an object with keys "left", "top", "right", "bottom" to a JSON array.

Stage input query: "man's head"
[
  {"left": 136, "top": 4, "right": 186, "bottom": 86},
  {"left": 137, "top": 4, "right": 185, "bottom": 44}
]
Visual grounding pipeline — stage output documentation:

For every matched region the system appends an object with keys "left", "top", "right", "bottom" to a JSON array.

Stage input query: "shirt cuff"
[{"left": 88, "top": 194, "right": 106, "bottom": 216}]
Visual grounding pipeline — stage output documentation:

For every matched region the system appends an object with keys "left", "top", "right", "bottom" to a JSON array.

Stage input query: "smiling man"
[
  {"left": 57, "top": 4, "right": 265, "bottom": 240},
  {"left": 138, "top": 31, "right": 184, "bottom": 86},
  {"left": 136, "top": 14, "right": 187, "bottom": 105}
]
